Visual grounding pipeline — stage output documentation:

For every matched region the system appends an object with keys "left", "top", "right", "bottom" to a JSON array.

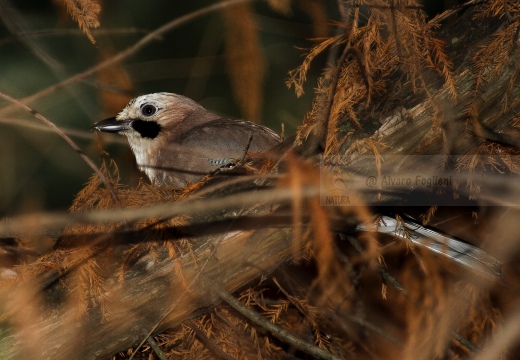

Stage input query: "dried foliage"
[
  {"left": 287, "top": 0, "right": 457, "bottom": 155},
  {"left": 467, "top": 3, "right": 520, "bottom": 138},
  {"left": 53, "top": 0, "right": 101, "bottom": 44},
  {"left": 3, "top": 1, "right": 520, "bottom": 360}
]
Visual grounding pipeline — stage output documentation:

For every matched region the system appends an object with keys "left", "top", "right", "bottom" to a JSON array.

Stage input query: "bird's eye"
[{"left": 141, "top": 104, "right": 157, "bottom": 116}]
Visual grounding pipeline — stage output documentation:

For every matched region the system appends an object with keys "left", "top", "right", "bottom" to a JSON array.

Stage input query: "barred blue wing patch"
[
  {"left": 209, "top": 158, "right": 237, "bottom": 170},
  {"left": 209, "top": 158, "right": 232, "bottom": 166}
]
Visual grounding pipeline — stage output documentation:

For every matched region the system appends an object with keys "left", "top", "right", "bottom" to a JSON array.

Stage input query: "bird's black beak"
[{"left": 92, "top": 117, "right": 133, "bottom": 133}]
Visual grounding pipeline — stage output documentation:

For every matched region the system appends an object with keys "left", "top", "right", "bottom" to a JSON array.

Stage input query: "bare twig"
[
  {"left": 145, "top": 335, "right": 168, "bottom": 360},
  {"left": 217, "top": 288, "right": 342, "bottom": 360},
  {"left": 343, "top": 233, "right": 481, "bottom": 353},
  {"left": 326, "top": 311, "right": 404, "bottom": 347},
  {"left": 0, "top": 0, "right": 63, "bottom": 71},
  {"left": 0, "top": 180, "right": 318, "bottom": 238},
  {"left": 0, "top": 28, "right": 151, "bottom": 47},
  {"left": 342, "top": 233, "right": 409, "bottom": 296},
  {"left": 323, "top": 0, "right": 348, "bottom": 75},
  {"left": 0, "top": 0, "right": 99, "bottom": 119},
  {"left": 451, "top": 329, "right": 480, "bottom": 353},
  {"left": 184, "top": 319, "right": 235, "bottom": 360},
  {"left": 430, "top": 0, "right": 486, "bottom": 24},
  {"left": 0, "top": 0, "right": 255, "bottom": 118},
  {"left": 303, "top": 41, "right": 353, "bottom": 156},
  {"left": 389, "top": 0, "right": 404, "bottom": 60},
  {"left": 0, "top": 91, "right": 121, "bottom": 207},
  {"left": 4, "top": 165, "right": 520, "bottom": 238},
  {"left": 0, "top": 116, "right": 103, "bottom": 141},
  {"left": 322, "top": 43, "right": 352, "bottom": 136}
]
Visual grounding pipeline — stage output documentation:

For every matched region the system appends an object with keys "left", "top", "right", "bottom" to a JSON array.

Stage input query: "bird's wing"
[
  {"left": 178, "top": 119, "right": 280, "bottom": 166},
  {"left": 152, "top": 119, "right": 279, "bottom": 185}
]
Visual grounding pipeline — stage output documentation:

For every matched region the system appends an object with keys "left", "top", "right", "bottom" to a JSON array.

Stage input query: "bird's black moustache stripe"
[{"left": 131, "top": 119, "right": 162, "bottom": 139}]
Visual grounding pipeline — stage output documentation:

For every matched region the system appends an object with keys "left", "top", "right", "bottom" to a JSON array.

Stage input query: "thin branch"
[
  {"left": 184, "top": 319, "right": 235, "bottom": 360},
  {"left": 0, "top": 0, "right": 255, "bottom": 118},
  {"left": 0, "top": 0, "right": 64, "bottom": 71},
  {"left": 326, "top": 311, "right": 404, "bottom": 347},
  {"left": 217, "top": 287, "right": 342, "bottom": 360},
  {"left": 0, "top": 180, "right": 318, "bottom": 238},
  {"left": 214, "top": 311, "right": 257, "bottom": 347},
  {"left": 0, "top": 0, "right": 100, "bottom": 120},
  {"left": 324, "top": 43, "right": 353, "bottom": 124},
  {"left": 389, "top": 0, "right": 404, "bottom": 60},
  {"left": 451, "top": 329, "right": 480, "bottom": 353},
  {"left": 4, "top": 165, "right": 520, "bottom": 238},
  {"left": 0, "top": 116, "right": 102, "bottom": 141},
  {"left": 0, "top": 28, "right": 151, "bottom": 47},
  {"left": 323, "top": 0, "right": 348, "bottom": 75},
  {"left": 343, "top": 233, "right": 482, "bottom": 354},
  {"left": 430, "top": 0, "right": 487, "bottom": 24},
  {"left": 342, "top": 233, "right": 408, "bottom": 296},
  {"left": 303, "top": 41, "right": 353, "bottom": 156},
  {"left": 0, "top": 91, "right": 121, "bottom": 207},
  {"left": 145, "top": 335, "right": 168, "bottom": 360}
]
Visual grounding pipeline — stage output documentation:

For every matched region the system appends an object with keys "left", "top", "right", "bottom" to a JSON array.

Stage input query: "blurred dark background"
[
  {"left": 0, "top": 0, "right": 453, "bottom": 216},
  {"left": 0, "top": 0, "right": 330, "bottom": 215}
]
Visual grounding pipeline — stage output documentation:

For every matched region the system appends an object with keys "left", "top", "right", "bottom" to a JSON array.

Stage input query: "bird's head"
[
  {"left": 92, "top": 92, "right": 210, "bottom": 141},
  {"left": 92, "top": 92, "right": 221, "bottom": 183},
  {"left": 92, "top": 92, "right": 278, "bottom": 186}
]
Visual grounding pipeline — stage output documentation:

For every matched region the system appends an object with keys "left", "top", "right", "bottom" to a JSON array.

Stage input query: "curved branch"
[
  {"left": 0, "top": 0, "right": 256, "bottom": 118},
  {"left": 0, "top": 91, "right": 121, "bottom": 207}
]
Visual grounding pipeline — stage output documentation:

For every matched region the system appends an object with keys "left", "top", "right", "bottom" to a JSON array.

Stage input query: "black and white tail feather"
[{"left": 357, "top": 215, "right": 502, "bottom": 276}]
